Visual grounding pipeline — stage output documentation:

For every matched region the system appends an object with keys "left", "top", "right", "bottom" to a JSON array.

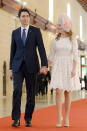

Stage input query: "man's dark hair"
[{"left": 18, "top": 8, "right": 30, "bottom": 17}]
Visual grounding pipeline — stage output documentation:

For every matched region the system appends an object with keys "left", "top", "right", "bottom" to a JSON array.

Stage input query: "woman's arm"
[
  {"left": 48, "top": 60, "right": 53, "bottom": 67},
  {"left": 71, "top": 38, "right": 78, "bottom": 78},
  {"left": 48, "top": 38, "right": 55, "bottom": 68}
]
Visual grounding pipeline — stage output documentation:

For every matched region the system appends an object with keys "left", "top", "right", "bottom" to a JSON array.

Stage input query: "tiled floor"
[{"left": 0, "top": 89, "right": 87, "bottom": 118}]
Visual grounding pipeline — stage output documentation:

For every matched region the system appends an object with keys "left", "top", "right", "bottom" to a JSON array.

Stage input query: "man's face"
[{"left": 20, "top": 11, "right": 30, "bottom": 27}]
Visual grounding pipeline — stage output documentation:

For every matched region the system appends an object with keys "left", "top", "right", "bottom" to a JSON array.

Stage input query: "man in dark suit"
[{"left": 10, "top": 8, "right": 48, "bottom": 127}]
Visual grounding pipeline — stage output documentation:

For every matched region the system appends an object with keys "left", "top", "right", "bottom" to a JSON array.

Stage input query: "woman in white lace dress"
[{"left": 48, "top": 14, "right": 80, "bottom": 127}]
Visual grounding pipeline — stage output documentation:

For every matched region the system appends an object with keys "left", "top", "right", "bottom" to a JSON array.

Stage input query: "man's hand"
[
  {"left": 10, "top": 70, "right": 13, "bottom": 80},
  {"left": 40, "top": 67, "right": 48, "bottom": 75}
]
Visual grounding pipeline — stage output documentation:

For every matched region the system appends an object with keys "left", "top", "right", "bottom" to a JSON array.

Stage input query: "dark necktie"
[{"left": 22, "top": 28, "right": 26, "bottom": 46}]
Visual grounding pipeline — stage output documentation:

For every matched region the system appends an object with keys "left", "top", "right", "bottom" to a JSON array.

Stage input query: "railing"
[{"left": 0, "top": 0, "right": 56, "bottom": 33}]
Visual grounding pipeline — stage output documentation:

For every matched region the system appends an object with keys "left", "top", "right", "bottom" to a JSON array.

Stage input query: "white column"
[
  {"left": 48, "top": 0, "right": 54, "bottom": 22},
  {"left": 67, "top": 3, "right": 71, "bottom": 18},
  {"left": 80, "top": 15, "right": 83, "bottom": 41}
]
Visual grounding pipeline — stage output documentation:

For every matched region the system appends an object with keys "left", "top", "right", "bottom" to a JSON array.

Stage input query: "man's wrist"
[{"left": 41, "top": 66, "right": 47, "bottom": 68}]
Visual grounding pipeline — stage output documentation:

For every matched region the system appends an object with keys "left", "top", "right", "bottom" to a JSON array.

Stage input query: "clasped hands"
[{"left": 40, "top": 66, "right": 48, "bottom": 75}]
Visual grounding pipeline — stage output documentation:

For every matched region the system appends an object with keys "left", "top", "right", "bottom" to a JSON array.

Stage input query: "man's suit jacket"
[{"left": 10, "top": 25, "right": 48, "bottom": 73}]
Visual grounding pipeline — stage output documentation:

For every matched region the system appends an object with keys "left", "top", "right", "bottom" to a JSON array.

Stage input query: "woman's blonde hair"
[{"left": 55, "top": 30, "right": 73, "bottom": 41}]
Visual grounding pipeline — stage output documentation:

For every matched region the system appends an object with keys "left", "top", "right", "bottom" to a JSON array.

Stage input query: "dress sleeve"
[
  {"left": 48, "top": 38, "right": 56, "bottom": 62},
  {"left": 72, "top": 38, "right": 78, "bottom": 62}
]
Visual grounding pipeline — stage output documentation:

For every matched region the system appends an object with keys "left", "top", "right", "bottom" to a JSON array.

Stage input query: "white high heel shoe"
[
  {"left": 56, "top": 117, "right": 63, "bottom": 127},
  {"left": 64, "top": 120, "right": 69, "bottom": 127},
  {"left": 64, "top": 123, "right": 69, "bottom": 127},
  {"left": 56, "top": 123, "right": 62, "bottom": 127}
]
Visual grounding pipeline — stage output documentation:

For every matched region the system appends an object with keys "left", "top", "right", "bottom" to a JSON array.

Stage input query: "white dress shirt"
[{"left": 21, "top": 25, "right": 29, "bottom": 38}]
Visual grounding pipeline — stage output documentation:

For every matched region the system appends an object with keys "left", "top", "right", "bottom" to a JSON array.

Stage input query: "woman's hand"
[
  {"left": 71, "top": 69, "right": 76, "bottom": 78},
  {"left": 71, "top": 60, "right": 77, "bottom": 78}
]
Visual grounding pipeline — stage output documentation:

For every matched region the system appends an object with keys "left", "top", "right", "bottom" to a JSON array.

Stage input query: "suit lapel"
[{"left": 25, "top": 26, "right": 32, "bottom": 46}]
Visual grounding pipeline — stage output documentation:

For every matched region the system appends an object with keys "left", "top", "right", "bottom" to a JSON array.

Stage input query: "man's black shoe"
[
  {"left": 12, "top": 120, "right": 20, "bottom": 127},
  {"left": 25, "top": 120, "right": 32, "bottom": 127}
]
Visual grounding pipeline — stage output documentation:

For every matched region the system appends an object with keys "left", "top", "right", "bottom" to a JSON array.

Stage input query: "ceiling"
[{"left": 77, "top": 0, "right": 87, "bottom": 12}]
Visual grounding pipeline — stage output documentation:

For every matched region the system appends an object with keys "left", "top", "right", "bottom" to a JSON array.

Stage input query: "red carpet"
[{"left": 0, "top": 98, "right": 87, "bottom": 131}]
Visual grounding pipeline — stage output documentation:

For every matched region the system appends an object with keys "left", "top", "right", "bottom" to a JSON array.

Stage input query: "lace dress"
[{"left": 48, "top": 36, "right": 80, "bottom": 91}]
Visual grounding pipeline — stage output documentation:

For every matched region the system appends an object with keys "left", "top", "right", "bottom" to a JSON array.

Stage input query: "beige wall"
[
  {"left": 0, "top": 0, "right": 87, "bottom": 96},
  {"left": 0, "top": 9, "right": 15, "bottom": 96}
]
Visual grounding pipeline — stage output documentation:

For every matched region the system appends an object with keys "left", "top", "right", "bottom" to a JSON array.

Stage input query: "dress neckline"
[{"left": 60, "top": 36, "right": 69, "bottom": 39}]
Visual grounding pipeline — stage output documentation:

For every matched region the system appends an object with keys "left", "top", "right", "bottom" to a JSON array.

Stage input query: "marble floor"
[{"left": 0, "top": 89, "right": 87, "bottom": 118}]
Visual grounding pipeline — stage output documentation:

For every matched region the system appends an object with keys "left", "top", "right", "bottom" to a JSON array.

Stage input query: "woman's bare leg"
[
  {"left": 64, "top": 91, "right": 71, "bottom": 126},
  {"left": 56, "top": 88, "right": 63, "bottom": 124}
]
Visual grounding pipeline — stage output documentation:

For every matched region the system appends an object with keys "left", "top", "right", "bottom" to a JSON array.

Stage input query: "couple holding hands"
[{"left": 10, "top": 8, "right": 80, "bottom": 127}]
